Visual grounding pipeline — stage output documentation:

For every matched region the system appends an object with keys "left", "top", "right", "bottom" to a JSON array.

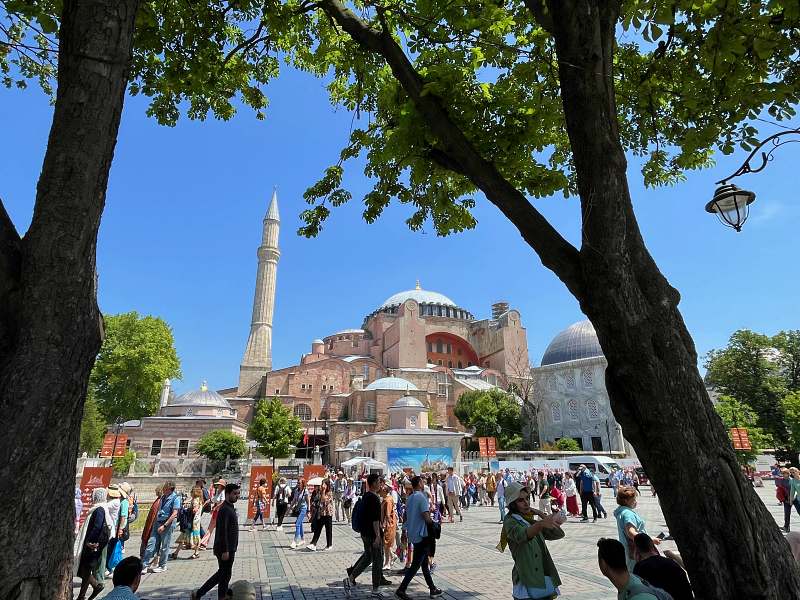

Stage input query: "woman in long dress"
[
  {"left": 74, "top": 488, "right": 112, "bottom": 600},
  {"left": 563, "top": 472, "right": 580, "bottom": 517},
  {"left": 380, "top": 483, "right": 397, "bottom": 569},
  {"left": 140, "top": 484, "right": 163, "bottom": 559},
  {"left": 200, "top": 480, "right": 226, "bottom": 549}
]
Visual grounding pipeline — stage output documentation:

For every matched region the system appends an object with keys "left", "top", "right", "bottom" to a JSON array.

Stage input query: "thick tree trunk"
[
  {"left": 0, "top": 1, "right": 139, "bottom": 598},
  {"left": 547, "top": 1, "right": 800, "bottom": 598}
]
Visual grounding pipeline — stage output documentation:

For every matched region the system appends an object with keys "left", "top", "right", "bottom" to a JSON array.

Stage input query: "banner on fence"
[
  {"left": 79, "top": 466, "right": 113, "bottom": 526},
  {"left": 247, "top": 466, "right": 273, "bottom": 520}
]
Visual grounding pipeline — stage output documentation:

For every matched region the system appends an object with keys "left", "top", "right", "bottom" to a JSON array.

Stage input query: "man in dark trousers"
[
  {"left": 395, "top": 476, "right": 442, "bottom": 600},
  {"left": 577, "top": 466, "right": 598, "bottom": 522},
  {"left": 633, "top": 533, "right": 694, "bottom": 599},
  {"left": 343, "top": 473, "right": 392, "bottom": 598},
  {"left": 192, "top": 482, "right": 241, "bottom": 600}
]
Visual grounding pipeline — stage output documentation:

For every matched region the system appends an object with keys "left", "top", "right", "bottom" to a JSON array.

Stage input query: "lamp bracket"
[{"left": 716, "top": 127, "right": 800, "bottom": 185}]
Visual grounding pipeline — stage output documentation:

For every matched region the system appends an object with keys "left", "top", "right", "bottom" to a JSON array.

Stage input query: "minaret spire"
[{"left": 238, "top": 189, "right": 280, "bottom": 396}]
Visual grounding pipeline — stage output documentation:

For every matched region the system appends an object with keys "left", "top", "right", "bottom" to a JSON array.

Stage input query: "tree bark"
[
  {"left": 0, "top": 1, "right": 139, "bottom": 598},
  {"left": 320, "top": 0, "right": 800, "bottom": 597},
  {"left": 546, "top": 2, "right": 800, "bottom": 598}
]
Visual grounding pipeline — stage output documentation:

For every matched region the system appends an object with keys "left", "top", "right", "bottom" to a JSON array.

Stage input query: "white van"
[{"left": 567, "top": 456, "right": 622, "bottom": 485}]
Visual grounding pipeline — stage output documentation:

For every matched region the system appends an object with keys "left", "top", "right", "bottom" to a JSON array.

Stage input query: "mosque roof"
[
  {"left": 390, "top": 395, "right": 425, "bottom": 408},
  {"left": 364, "top": 376, "right": 418, "bottom": 391},
  {"left": 169, "top": 382, "right": 233, "bottom": 409},
  {"left": 333, "top": 329, "right": 365, "bottom": 336},
  {"left": 540, "top": 319, "right": 604, "bottom": 366},
  {"left": 379, "top": 287, "right": 456, "bottom": 310}
]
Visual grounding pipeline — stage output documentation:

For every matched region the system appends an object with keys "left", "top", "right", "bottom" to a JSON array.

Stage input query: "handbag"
[{"left": 427, "top": 520, "right": 441, "bottom": 540}]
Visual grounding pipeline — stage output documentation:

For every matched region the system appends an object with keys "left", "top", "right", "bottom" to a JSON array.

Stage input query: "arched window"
[
  {"left": 294, "top": 403, "right": 312, "bottom": 420},
  {"left": 587, "top": 398, "right": 600, "bottom": 420},
  {"left": 551, "top": 403, "right": 562, "bottom": 423},
  {"left": 582, "top": 368, "right": 593, "bottom": 388},
  {"left": 185, "top": 408, "right": 193, "bottom": 416},
  {"left": 548, "top": 375, "right": 557, "bottom": 392},
  {"left": 567, "top": 399, "right": 578, "bottom": 421},
  {"left": 565, "top": 371, "right": 576, "bottom": 389}
]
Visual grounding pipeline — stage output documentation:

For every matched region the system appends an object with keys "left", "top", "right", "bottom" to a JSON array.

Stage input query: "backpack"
[
  {"left": 623, "top": 576, "right": 674, "bottom": 600},
  {"left": 127, "top": 498, "right": 139, "bottom": 524},
  {"left": 177, "top": 496, "right": 193, "bottom": 532},
  {"left": 351, "top": 496, "right": 367, "bottom": 534},
  {"left": 777, "top": 483, "right": 788, "bottom": 503},
  {"left": 202, "top": 487, "right": 212, "bottom": 513}
]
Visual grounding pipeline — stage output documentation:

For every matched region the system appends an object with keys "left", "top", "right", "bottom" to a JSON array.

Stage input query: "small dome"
[
  {"left": 345, "top": 439, "right": 362, "bottom": 451},
  {"left": 312, "top": 339, "right": 324, "bottom": 344},
  {"left": 170, "top": 383, "right": 233, "bottom": 409},
  {"left": 541, "top": 320, "right": 604, "bottom": 366},
  {"left": 379, "top": 288, "right": 456, "bottom": 310},
  {"left": 364, "top": 377, "right": 418, "bottom": 391},
  {"left": 390, "top": 395, "right": 425, "bottom": 408}
]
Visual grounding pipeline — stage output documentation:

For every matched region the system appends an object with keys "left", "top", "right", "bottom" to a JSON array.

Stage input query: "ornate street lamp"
[{"left": 707, "top": 127, "right": 800, "bottom": 231}]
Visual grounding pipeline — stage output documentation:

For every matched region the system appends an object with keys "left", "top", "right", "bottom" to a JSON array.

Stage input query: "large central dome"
[
  {"left": 541, "top": 319, "right": 604, "bottom": 366},
  {"left": 379, "top": 287, "right": 457, "bottom": 310}
]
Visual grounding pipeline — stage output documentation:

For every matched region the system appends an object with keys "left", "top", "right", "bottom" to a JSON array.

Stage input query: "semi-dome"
[
  {"left": 364, "top": 377, "right": 418, "bottom": 391},
  {"left": 379, "top": 288, "right": 456, "bottom": 310},
  {"left": 541, "top": 320, "right": 604, "bottom": 366},
  {"left": 390, "top": 395, "right": 425, "bottom": 408},
  {"left": 170, "top": 383, "right": 233, "bottom": 409}
]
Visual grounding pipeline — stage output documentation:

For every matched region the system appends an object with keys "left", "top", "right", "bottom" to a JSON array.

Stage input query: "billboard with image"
[{"left": 387, "top": 447, "right": 453, "bottom": 473}]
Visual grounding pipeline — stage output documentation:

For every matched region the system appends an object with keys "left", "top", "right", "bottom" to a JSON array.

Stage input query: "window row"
[
  {"left": 149, "top": 439, "right": 190, "bottom": 456},
  {"left": 550, "top": 398, "right": 601, "bottom": 423},
  {"left": 546, "top": 368, "right": 595, "bottom": 391}
]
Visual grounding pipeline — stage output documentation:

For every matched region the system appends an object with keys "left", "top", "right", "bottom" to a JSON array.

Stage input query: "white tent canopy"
[
  {"left": 341, "top": 456, "right": 370, "bottom": 467},
  {"left": 341, "top": 457, "right": 387, "bottom": 470}
]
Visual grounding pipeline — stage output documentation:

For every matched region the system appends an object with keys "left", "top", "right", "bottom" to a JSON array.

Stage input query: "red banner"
[
  {"left": 731, "top": 428, "right": 752, "bottom": 450},
  {"left": 303, "top": 465, "right": 327, "bottom": 484},
  {"left": 79, "top": 467, "right": 113, "bottom": 526},
  {"left": 478, "top": 437, "right": 497, "bottom": 457},
  {"left": 100, "top": 433, "right": 128, "bottom": 458},
  {"left": 247, "top": 466, "right": 273, "bottom": 520}
]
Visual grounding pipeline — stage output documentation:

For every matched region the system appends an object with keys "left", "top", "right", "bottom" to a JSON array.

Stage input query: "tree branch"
[{"left": 317, "top": 0, "right": 585, "bottom": 298}]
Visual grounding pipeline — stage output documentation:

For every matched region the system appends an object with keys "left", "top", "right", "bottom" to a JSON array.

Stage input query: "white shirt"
[{"left": 106, "top": 498, "right": 121, "bottom": 529}]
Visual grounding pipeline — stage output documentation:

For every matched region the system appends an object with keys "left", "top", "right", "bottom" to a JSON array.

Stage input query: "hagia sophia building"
[{"left": 121, "top": 191, "right": 627, "bottom": 466}]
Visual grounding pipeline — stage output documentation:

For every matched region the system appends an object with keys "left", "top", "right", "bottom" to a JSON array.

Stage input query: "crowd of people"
[{"left": 74, "top": 460, "right": 800, "bottom": 600}]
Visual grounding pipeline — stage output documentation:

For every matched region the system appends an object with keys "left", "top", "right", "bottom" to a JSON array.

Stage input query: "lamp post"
[
  {"left": 706, "top": 127, "right": 800, "bottom": 231},
  {"left": 109, "top": 416, "right": 125, "bottom": 461}
]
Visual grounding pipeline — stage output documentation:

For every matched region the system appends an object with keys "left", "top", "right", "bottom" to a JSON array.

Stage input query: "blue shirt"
[
  {"left": 579, "top": 471, "right": 595, "bottom": 493},
  {"left": 405, "top": 491, "right": 430, "bottom": 544},
  {"left": 103, "top": 586, "right": 139, "bottom": 599},
  {"left": 614, "top": 505, "right": 646, "bottom": 571},
  {"left": 156, "top": 492, "right": 180, "bottom": 524}
]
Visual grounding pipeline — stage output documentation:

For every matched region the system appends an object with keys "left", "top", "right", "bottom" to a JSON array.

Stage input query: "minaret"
[{"left": 238, "top": 190, "right": 280, "bottom": 396}]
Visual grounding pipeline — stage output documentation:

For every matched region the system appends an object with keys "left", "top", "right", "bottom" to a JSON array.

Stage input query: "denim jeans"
[
  {"left": 142, "top": 522, "right": 175, "bottom": 568},
  {"left": 498, "top": 495, "right": 506, "bottom": 521},
  {"left": 294, "top": 504, "right": 307, "bottom": 541}
]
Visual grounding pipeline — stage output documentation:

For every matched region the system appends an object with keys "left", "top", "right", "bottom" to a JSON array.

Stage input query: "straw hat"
[
  {"left": 107, "top": 484, "right": 123, "bottom": 499},
  {"left": 214, "top": 479, "right": 227, "bottom": 488},
  {"left": 119, "top": 482, "right": 132, "bottom": 496}
]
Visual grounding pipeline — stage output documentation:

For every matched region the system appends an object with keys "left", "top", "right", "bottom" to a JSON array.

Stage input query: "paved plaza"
[{"left": 94, "top": 485, "right": 787, "bottom": 600}]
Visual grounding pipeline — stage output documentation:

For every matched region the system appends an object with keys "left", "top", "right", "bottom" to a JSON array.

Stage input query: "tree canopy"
[
  {"left": 248, "top": 397, "right": 304, "bottom": 462},
  {"left": 195, "top": 430, "right": 247, "bottom": 461},
  {"left": 454, "top": 388, "right": 522, "bottom": 449},
  {"left": 713, "top": 395, "right": 774, "bottom": 466},
  {"left": 706, "top": 328, "right": 800, "bottom": 458},
  {"left": 554, "top": 437, "right": 581, "bottom": 452},
  {"left": 91, "top": 312, "right": 182, "bottom": 421},
  {"left": 78, "top": 389, "right": 105, "bottom": 456}
]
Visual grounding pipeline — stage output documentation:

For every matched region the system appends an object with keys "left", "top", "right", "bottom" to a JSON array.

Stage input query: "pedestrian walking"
[
  {"left": 140, "top": 485, "right": 163, "bottom": 561},
  {"left": 563, "top": 473, "right": 579, "bottom": 517},
  {"left": 74, "top": 487, "right": 112, "bottom": 600},
  {"left": 445, "top": 467, "right": 463, "bottom": 523},
  {"left": 309, "top": 479, "right": 334, "bottom": 551},
  {"left": 394, "top": 476, "right": 442, "bottom": 600},
  {"left": 200, "top": 480, "right": 226, "bottom": 550},
  {"left": 342, "top": 473, "right": 392, "bottom": 598},
  {"left": 497, "top": 472, "right": 508, "bottom": 522},
  {"left": 251, "top": 478, "right": 269, "bottom": 531},
  {"left": 613, "top": 486, "right": 658, "bottom": 571},
  {"left": 140, "top": 481, "right": 181, "bottom": 574},
  {"left": 381, "top": 482, "right": 398, "bottom": 569},
  {"left": 191, "top": 482, "right": 241, "bottom": 600},
  {"left": 592, "top": 473, "right": 608, "bottom": 519},
  {"left": 343, "top": 477, "right": 355, "bottom": 523},
  {"left": 486, "top": 472, "right": 497, "bottom": 506},
  {"left": 333, "top": 471, "right": 348, "bottom": 522},
  {"left": 273, "top": 477, "right": 291, "bottom": 530},
  {"left": 577, "top": 466, "right": 599, "bottom": 522},
  {"left": 290, "top": 478, "right": 310, "bottom": 549},
  {"left": 497, "top": 481, "right": 565, "bottom": 600}
]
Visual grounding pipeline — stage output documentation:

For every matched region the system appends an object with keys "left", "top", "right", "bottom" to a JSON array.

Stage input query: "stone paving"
[{"left": 90, "top": 485, "right": 788, "bottom": 600}]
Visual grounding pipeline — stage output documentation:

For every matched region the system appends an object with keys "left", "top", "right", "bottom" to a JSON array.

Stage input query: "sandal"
[{"left": 190, "top": 553, "right": 199, "bottom": 559}]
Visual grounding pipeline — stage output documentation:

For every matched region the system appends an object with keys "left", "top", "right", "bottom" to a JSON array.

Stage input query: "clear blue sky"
[{"left": 2, "top": 67, "right": 798, "bottom": 394}]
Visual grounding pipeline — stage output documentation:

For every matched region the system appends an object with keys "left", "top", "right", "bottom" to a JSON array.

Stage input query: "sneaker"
[
  {"left": 141, "top": 568, "right": 149, "bottom": 574},
  {"left": 307, "top": 544, "right": 317, "bottom": 551},
  {"left": 371, "top": 591, "right": 387, "bottom": 598},
  {"left": 297, "top": 540, "right": 306, "bottom": 547},
  {"left": 150, "top": 566, "right": 165, "bottom": 573},
  {"left": 290, "top": 541, "right": 297, "bottom": 549},
  {"left": 430, "top": 589, "right": 443, "bottom": 597},
  {"left": 395, "top": 590, "right": 412, "bottom": 600},
  {"left": 580, "top": 518, "right": 589, "bottom": 522},
  {"left": 343, "top": 577, "right": 353, "bottom": 598}
]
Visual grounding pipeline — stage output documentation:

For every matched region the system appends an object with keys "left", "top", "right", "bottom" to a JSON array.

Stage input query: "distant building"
[{"left": 530, "top": 320, "right": 629, "bottom": 454}]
